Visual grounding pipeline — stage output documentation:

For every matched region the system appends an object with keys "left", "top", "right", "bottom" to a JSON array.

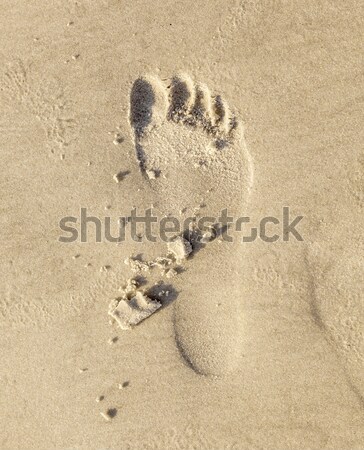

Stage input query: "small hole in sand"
[{"left": 106, "top": 408, "right": 117, "bottom": 419}]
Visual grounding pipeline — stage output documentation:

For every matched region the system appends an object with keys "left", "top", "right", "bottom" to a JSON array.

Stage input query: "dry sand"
[{"left": 0, "top": 1, "right": 364, "bottom": 449}]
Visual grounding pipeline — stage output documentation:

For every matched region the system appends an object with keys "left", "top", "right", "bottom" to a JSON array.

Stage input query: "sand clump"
[
  {"left": 108, "top": 284, "right": 161, "bottom": 330},
  {"left": 114, "top": 236, "right": 193, "bottom": 329},
  {"left": 167, "top": 236, "right": 192, "bottom": 262}
]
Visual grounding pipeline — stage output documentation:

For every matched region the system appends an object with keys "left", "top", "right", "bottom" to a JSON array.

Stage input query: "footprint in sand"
[{"left": 129, "top": 74, "right": 253, "bottom": 377}]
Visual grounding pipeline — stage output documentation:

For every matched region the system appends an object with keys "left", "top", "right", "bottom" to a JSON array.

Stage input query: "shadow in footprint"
[
  {"left": 147, "top": 283, "right": 179, "bottom": 309},
  {"left": 168, "top": 77, "right": 192, "bottom": 119},
  {"left": 130, "top": 78, "right": 155, "bottom": 135},
  {"left": 130, "top": 78, "right": 156, "bottom": 171},
  {"left": 133, "top": 274, "right": 148, "bottom": 287}
]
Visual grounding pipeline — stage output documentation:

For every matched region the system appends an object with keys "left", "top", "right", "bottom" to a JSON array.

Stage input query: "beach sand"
[{"left": 0, "top": 1, "right": 363, "bottom": 448}]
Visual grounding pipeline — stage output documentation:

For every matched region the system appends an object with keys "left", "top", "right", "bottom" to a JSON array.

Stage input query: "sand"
[{"left": 1, "top": 0, "right": 364, "bottom": 449}]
